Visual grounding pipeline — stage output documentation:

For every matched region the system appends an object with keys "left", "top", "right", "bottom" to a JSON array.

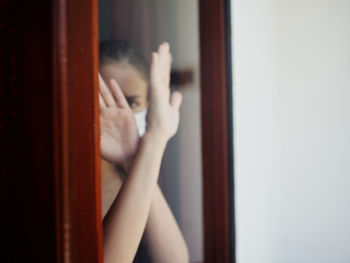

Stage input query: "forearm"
[
  {"left": 103, "top": 132, "right": 167, "bottom": 263},
  {"left": 144, "top": 185, "right": 189, "bottom": 263},
  {"left": 101, "top": 160, "right": 123, "bottom": 219}
]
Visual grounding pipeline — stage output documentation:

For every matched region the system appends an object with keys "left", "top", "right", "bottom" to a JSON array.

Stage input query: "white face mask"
[{"left": 134, "top": 109, "right": 147, "bottom": 137}]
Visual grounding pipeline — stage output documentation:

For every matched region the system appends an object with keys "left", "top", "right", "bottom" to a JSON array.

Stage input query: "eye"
[
  {"left": 130, "top": 101, "right": 138, "bottom": 108},
  {"left": 127, "top": 99, "right": 139, "bottom": 109}
]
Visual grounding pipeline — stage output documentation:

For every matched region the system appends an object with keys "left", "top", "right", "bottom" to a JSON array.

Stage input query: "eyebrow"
[{"left": 125, "top": 95, "right": 140, "bottom": 100}]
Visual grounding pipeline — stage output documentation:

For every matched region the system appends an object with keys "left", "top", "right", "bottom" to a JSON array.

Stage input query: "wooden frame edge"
[
  {"left": 53, "top": 0, "right": 102, "bottom": 262},
  {"left": 199, "top": 0, "right": 233, "bottom": 262}
]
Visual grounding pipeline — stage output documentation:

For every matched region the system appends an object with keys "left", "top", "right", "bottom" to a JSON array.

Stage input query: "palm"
[
  {"left": 148, "top": 43, "right": 182, "bottom": 139},
  {"left": 99, "top": 75, "right": 139, "bottom": 164},
  {"left": 100, "top": 106, "right": 139, "bottom": 164}
]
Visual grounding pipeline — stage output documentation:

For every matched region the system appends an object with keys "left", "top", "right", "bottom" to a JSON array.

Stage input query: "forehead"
[{"left": 100, "top": 62, "right": 148, "bottom": 97}]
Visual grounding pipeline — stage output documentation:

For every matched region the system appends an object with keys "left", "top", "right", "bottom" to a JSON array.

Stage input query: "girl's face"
[{"left": 100, "top": 62, "right": 148, "bottom": 112}]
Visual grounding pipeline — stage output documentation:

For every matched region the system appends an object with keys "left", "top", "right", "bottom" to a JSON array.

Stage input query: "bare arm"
[
  {"left": 102, "top": 169, "right": 189, "bottom": 263},
  {"left": 103, "top": 131, "right": 168, "bottom": 263},
  {"left": 101, "top": 43, "right": 185, "bottom": 263},
  {"left": 143, "top": 185, "right": 189, "bottom": 263},
  {"left": 102, "top": 164, "right": 189, "bottom": 263}
]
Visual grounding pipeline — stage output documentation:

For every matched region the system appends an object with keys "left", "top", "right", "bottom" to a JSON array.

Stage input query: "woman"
[{"left": 99, "top": 41, "right": 189, "bottom": 263}]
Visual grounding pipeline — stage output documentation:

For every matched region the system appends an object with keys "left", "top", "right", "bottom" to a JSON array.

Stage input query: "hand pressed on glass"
[
  {"left": 100, "top": 42, "right": 188, "bottom": 263},
  {"left": 99, "top": 73, "right": 139, "bottom": 165},
  {"left": 148, "top": 42, "right": 182, "bottom": 140}
]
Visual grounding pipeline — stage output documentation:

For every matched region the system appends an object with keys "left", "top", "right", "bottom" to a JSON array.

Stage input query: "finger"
[
  {"left": 170, "top": 91, "right": 182, "bottom": 110},
  {"left": 109, "top": 79, "right": 129, "bottom": 109},
  {"left": 99, "top": 92, "right": 107, "bottom": 109},
  {"left": 158, "top": 42, "right": 170, "bottom": 54},
  {"left": 99, "top": 73, "right": 116, "bottom": 107},
  {"left": 150, "top": 52, "right": 158, "bottom": 75},
  {"left": 150, "top": 52, "right": 159, "bottom": 89},
  {"left": 159, "top": 43, "right": 172, "bottom": 86},
  {"left": 159, "top": 42, "right": 171, "bottom": 61},
  {"left": 158, "top": 42, "right": 171, "bottom": 69}
]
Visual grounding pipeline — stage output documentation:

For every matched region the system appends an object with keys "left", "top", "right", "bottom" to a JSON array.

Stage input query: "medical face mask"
[{"left": 134, "top": 109, "right": 147, "bottom": 137}]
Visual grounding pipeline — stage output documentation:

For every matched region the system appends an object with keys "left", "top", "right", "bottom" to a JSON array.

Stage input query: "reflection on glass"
[{"left": 99, "top": 0, "right": 203, "bottom": 262}]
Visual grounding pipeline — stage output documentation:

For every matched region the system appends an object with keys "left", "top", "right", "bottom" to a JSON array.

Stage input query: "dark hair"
[{"left": 99, "top": 39, "right": 149, "bottom": 81}]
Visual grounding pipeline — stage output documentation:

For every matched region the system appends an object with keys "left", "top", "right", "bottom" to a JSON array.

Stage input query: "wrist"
[{"left": 142, "top": 129, "right": 169, "bottom": 147}]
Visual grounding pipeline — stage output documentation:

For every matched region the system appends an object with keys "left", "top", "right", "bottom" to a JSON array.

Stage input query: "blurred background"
[
  {"left": 99, "top": 0, "right": 203, "bottom": 262},
  {"left": 232, "top": 0, "right": 350, "bottom": 262}
]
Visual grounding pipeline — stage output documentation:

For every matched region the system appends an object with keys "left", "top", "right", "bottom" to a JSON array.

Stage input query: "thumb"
[{"left": 170, "top": 91, "right": 182, "bottom": 110}]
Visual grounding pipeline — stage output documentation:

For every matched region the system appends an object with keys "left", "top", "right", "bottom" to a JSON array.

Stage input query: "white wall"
[{"left": 232, "top": 0, "right": 350, "bottom": 262}]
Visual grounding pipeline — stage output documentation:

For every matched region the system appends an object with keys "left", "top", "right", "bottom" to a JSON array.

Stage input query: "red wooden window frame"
[
  {"left": 0, "top": 0, "right": 233, "bottom": 262},
  {"left": 53, "top": 0, "right": 103, "bottom": 262},
  {"left": 199, "top": 0, "right": 234, "bottom": 262},
  {"left": 1, "top": 0, "right": 102, "bottom": 262}
]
